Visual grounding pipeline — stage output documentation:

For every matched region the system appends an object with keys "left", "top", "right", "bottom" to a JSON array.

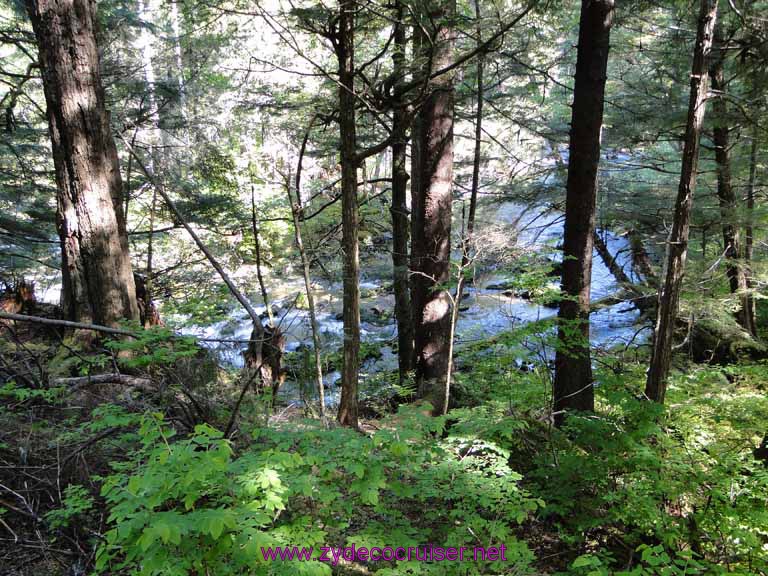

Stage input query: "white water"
[
  {"left": 18, "top": 197, "right": 647, "bottom": 408},
  {"left": 181, "top": 200, "right": 648, "bottom": 407}
]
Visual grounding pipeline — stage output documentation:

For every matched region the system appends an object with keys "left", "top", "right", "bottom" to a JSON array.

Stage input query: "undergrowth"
[{"left": 2, "top": 331, "right": 767, "bottom": 575}]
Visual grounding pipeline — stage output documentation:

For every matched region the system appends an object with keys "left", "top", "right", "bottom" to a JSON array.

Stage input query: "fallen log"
[
  {"left": 590, "top": 290, "right": 656, "bottom": 313},
  {"left": 0, "top": 311, "right": 134, "bottom": 337},
  {"left": 687, "top": 316, "right": 767, "bottom": 364},
  {"left": 0, "top": 311, "right": 261, "bottom": 344},
  {"left": 592, "top": 232, "right": 656, "bottom": 313},
  {"left": 52, "top": 373, "right": 154, "bottom": 393},
  {"left": 593, "top": 230, "right": 633, "bottom": 285}
]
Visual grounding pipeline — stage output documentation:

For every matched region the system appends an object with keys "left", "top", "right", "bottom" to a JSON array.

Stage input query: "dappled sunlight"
[{"left": 3, "top": 0, "right": 767, "bottom": 572}]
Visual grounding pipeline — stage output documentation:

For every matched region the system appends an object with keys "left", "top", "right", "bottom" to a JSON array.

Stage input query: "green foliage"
[
  {"left": 569, "top": 546, "right": 715, "bottom": 576},
  {"left": 45, "top": 485, "right": 95, "bottom": 529},
  {"left": 391, "top": 371, "right": 417, "bottom": 400},
  {"left": 0, "top": 380, "right": 64, "bottom": 404},
  {"left": 294, "top": 291, "right": 308, "bottom": 310},
  {"left": 96, "top": 407, "right": 539, "bottom": 575},
  {"left": 522, "top": 362, "right": 768, "bottom": 574},
  {"left": 162, "top": 283, "right": 237, "bottom": 326},
  {"left": 105, "top": 325, "right": 199, "bottom": 368},
  {"left": 87, "top": 403, "right": 144, "bottom": 433},
  {"left": 3, "top": 0, "right": 768, "bottom": 574},
  {"left": 451, "top": 320, "right": 556, "bottom": 409}
]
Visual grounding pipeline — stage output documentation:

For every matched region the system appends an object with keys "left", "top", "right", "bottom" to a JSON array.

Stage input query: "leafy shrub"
[
  {"left": 105, "top": 326, "right": 199, "bottom": 369},
  {"left": 96, "top": 407, "right": 539, "bottom": 575},
  {"left": 523, "top": 363, "right": 768, "bottom": 574},
  {"left": 45, "top": 485, "right": 95, "bottom": 529}
]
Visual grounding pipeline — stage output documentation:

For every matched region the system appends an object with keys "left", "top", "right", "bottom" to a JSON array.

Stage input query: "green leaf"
[
  {"left": 348, "top": 462, "right": 365, "bottom": 478},
  {"left": 573, "top": 555, "right": 598, "bottom": 568}
]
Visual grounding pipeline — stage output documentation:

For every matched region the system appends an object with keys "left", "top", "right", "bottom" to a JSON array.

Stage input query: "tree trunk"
[
  {"left": 646, "top": 0, "right": 718, "bottom": 403},
  {"left": 745, "top": 125, "right": 758, "bottom": 333},
  {"left": 167, "top": 0, "right": 188, "bottom": 133},
  {"left": 290, "top": 120, "right": 326, "bottom": 420},
  {"left": 138, "top": 0, "right": 162, "bottom": 329},
  {"left": 709, "top": 24, "right": 755, "bottom": 336},
  {"left": 411, "top": 0, "right": 456, "bottom": 416},
  {"left": 336, "top": 0, "right": 360, "bottom": 428},
  {"left": 553, "top": 0, "right": 614, "bottom": 425},
  {"left": 465, "top": 0, "right": 483, "bottom": 250},
  {"left": 391, "top": 0, "right": 414, "bottom": 383},
  {"left": 251, "top": 182, "right": 275, "bottom": 328},
  {"left": 25, "top": 0, "right": 139, "bottom": 327},
  {"left": 409, "top": 8, "right": 424, "bottom": 353},
  {"left": 443, "top": 0, "right": 484, "bottom": 416},
  {"left": 141, "top": 189, "right": 161, "bottom": 328}
]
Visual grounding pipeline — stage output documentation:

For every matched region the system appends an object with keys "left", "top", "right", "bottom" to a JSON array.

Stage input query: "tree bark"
[
  {"left": 409, "top": 7, "right": 424, "bottom": 349},
  {"left": 442, "top": 0, "right": 484, "bottom": 416},
  {"left": 336, "top": 0, "right": 360, "bottom": 428},
  {"left": 411, "top": 0, "right": 456, "bottom": 416},
  {"left": 553, "top": 0, "right": 614, "bottom": 425},
  {"left": 745, "top": 125, "right": 758, "bottom": 333},
  {"left": 391, "top": 0, "right": 415, "bottom": 383},
  {"left": 646, "top": 0, "right": 718, "bottom": 403},
  {"left": 709, "top": 24, "right": 755, "bottom": 336},
  {"left": 25, "top": 0, "right": 139, "bottom": 327}
]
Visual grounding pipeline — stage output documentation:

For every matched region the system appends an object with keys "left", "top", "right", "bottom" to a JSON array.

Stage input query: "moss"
[{"left": 689, "top": 316, "right": 767, "bottom": 364}]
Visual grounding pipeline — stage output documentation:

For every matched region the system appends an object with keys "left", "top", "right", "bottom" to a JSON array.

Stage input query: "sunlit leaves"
[{"left": 96, "top": 404, "right": 539, "bottom": 575}]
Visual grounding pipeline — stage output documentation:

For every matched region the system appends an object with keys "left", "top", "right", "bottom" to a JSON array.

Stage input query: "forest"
[{"left": 1, "top": 0, "right": 767, "bottom": 573}]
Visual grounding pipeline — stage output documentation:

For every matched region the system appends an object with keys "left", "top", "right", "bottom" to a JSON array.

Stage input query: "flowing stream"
[{"left": 182, "top": 199, "right": 649, "bottom": 407}]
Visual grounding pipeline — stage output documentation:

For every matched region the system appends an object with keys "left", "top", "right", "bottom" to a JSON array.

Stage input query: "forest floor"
[{"left": 1, "top": 305, "right": 768, "bottom": 575}]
